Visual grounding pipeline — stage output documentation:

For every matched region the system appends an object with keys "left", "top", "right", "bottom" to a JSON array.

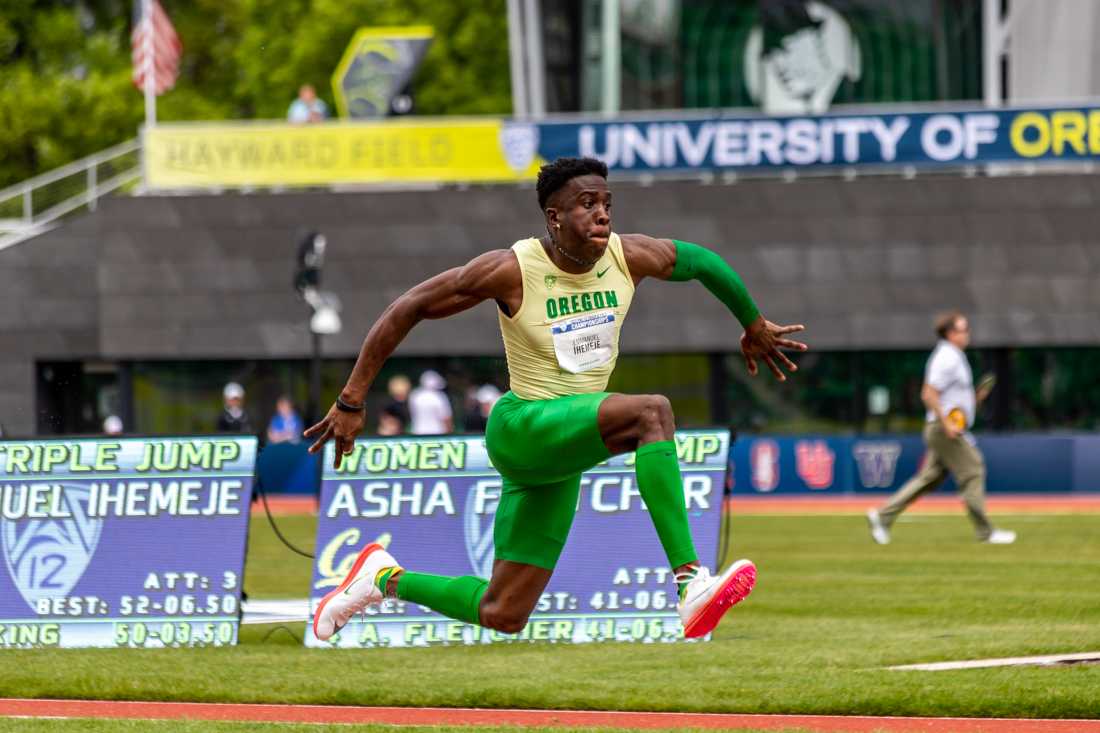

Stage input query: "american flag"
[{"left": 131, "top": 0, "right": 182, "bottom": 95}]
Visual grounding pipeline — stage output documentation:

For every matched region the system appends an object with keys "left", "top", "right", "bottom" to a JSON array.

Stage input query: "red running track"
[{"left": 2, "top": 699, "right": 1099, "bottom": 732}]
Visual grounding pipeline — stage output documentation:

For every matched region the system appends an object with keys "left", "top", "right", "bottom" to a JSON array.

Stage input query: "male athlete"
[{"left": 306, "top": 157, "right": 808, "bottom": 641}]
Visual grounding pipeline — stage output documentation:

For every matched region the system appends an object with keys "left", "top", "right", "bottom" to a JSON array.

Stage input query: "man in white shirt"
[
  {"left": 408, "top": 370, "right": 453, "bottom": 435},
  {"left": 867, "top": 312, "right": 1015, "bottom": 545},
  {"left": 287, "top": 84, "right": 328, "bottom": 124}
]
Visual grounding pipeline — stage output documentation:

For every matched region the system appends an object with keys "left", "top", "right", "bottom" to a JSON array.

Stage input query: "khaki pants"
[{"left": 878, "top": 423, "right": 994, "bottom": 540}]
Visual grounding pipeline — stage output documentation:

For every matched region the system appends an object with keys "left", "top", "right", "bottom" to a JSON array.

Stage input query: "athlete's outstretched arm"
[
  {"left": 305, "top": 249, "right": 519, "bottom": 466},
  {"left": 620, "top": 234, "right": 807, "bottom": 381}
]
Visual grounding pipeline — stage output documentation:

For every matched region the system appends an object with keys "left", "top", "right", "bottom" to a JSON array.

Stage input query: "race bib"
[{"left": 551, "top": 311, "right": 616, "bottom": 374}]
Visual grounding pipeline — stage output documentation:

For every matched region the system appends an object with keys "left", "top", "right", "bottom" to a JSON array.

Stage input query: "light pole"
[{"left": 295, "top": 231, "right": 342, "bottom": 424}]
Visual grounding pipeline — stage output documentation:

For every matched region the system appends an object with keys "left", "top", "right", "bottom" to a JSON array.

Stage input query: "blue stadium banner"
[
  {"left": 0, "top": 436, "right": 256, "bottom": 648},
  {"left": 729, "top": 434, "right": 1091, "bottom": 495},
  {"left": 306, "top": 430, "right": 728, "bottom": 648},
  {"left": 731, "top": 436, "right": 923, "bottom": 495},
  {"left": 534, "top": 104, "right": 1100, "bottom": 173}
]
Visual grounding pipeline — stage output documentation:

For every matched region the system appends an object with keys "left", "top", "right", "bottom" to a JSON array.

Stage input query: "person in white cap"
[
  {"left": 102, "top": 415, "right": 124, "bottom": 435},
  {"left": 217, "top": 382, "right": 253, "bottom": 433},
  {"left": 408, "top": 370, "right": 453, "bottom": 435},
  {"left": 464, "top": 384, "right": 502, "bottom": 432}
]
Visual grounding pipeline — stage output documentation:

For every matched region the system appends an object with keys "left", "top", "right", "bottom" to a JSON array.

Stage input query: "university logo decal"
[
  {"left": 544, "top": 274, "right": 557, "bottom": 290},
  {"left": 463, "top": 486, "right": 496, "bottom": 578},
  {"left": 500, "top": 123, "right": 540, "bottom": 173},
  {"left": 2, "top": 483, "right": 103, "bottom": 612},
  {"left": 750, "top": 440, "right": 781, "bottom": 492},
  {"left": 795, "top": 440, "right": 835, "bottom": 490},
  {"left": 853, "top": 441, "right": 902, "bottom": 488},
  {"left": 743, "top": 1, "right": 861, "bottom": 114}
]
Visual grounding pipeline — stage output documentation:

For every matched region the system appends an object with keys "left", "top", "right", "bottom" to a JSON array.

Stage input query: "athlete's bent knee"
[
  {"left": 479, "top": 606, "right": 529, "bottom": 633},
  {"left": 637, "top": 394, "right": 674, "bottom": 437}
]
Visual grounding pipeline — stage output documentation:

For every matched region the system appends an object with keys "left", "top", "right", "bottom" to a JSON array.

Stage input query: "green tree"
[
  {"left": 0, "top": 0, "right": 511, "bottom": 187},
  {"left": 228, "top": 0, "right": 512, "bottom": 119},
  {"left": 0, "top": 1, "right": 142, "bottom": 186}
]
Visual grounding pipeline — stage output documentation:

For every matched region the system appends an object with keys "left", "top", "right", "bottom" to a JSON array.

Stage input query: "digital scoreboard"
[
  {"left": 306, "top": 430, "right": 728, "bottom": 648},
  {"left": 0, "top": 436, "right": 256, "bottom": 648}
]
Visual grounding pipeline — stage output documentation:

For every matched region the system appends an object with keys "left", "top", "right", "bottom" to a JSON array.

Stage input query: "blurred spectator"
[
  {"left": 461, "top": 386, "right": 480, "bottom": 430},
  {"left": 217, "top": 382, "right": 253, "bottom": 433},
  {"left": 287, "top": 84, "right": 328, "bottom": 123},
  {"left": 102, "top": 415, "right": 124, "bottom": 435},
  {"left": 867, "top": 311, "right": 1015, "bottom": 545},
  {"left": 384, "top": 374, "right": 412, "bottom": 432},
  {"left": 464, "top": 384, "right": 501, "bottom": 432},
  {"left": 478, "top": 384, "right": 502, "bottom": 409},
  {"left": 409, "top": 370, "right": 453, "bottom": 435},
  {"left": 377, "top": 404, "right": 404, "bottom": 436},
  {"left": 267, "top": 395, "right": 303, "bottom": 444}
]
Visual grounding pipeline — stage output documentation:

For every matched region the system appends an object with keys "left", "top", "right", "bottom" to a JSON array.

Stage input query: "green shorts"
[{"left": 485, "top": 390, "right": 612, "bottom": 570}]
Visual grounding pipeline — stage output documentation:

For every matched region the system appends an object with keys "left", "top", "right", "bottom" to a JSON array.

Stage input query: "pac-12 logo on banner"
[
  {"left": 750, "top": 440, "right": 780, "bottom": 492},
  {"left": 853, "top": 441, "right": 902, "bottom": 488},
  {"left": 463, "top": 481, "right": 499, "bottom": 578},
  {"left": 795, "top": 440, "right": 835, "bottom": 490},
  {"left": 1, "top": 483, "right": 102, "bottom": 612},
  {"left": 499, "top": 123, "right": 539, "bottom": 173}
]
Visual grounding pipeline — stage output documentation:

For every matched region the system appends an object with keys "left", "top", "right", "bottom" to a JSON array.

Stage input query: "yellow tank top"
[{"left": 498, "top": 234, "right": 635, "bottom": 400}]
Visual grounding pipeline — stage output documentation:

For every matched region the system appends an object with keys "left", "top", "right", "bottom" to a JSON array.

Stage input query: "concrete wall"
[
  {"left": 2, "top": 173, "right": 1099, "bottom": 434},
  {"left": 0, "top": 223, "right": 101, "bottom": 436},
  {"left": 1010, "top": 0, "right": 1100, "bottom": 104}
]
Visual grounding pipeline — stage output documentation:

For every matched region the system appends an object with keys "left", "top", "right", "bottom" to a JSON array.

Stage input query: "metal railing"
[{"left": 0, "top": 139, "right": 142, "bottom": 252}]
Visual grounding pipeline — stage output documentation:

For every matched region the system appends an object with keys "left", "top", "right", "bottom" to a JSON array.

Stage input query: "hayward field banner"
[
  {"left": 305, "top": 430, "right": 728, "bottom": 648},
  {"left": 143, "top": 119, "right": 544, "bottom": 188}
]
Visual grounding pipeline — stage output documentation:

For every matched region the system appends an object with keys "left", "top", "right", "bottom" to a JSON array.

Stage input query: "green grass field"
[{"left": 2, "top": 509, "right": 1099, "bottom": 722}]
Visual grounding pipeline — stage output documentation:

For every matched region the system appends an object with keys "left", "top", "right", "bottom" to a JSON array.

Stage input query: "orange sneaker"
[{"left": 312, "top": 543, "right": 397, "bottom": 641}]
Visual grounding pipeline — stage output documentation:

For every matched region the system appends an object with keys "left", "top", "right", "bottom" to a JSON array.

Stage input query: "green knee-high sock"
[
  {"left": 635, "top": 440, "right": 698, "bottom": 569},
  {"left": 395, "top": 571, "right": 488, "bottom": 626}
]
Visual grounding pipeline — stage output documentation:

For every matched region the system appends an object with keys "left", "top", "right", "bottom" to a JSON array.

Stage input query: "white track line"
[{"left": 889, "top": 651, "right": 1100, "bottom": 671}]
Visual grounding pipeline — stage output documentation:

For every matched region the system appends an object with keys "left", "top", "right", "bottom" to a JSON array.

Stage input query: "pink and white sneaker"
[
  {"left": 677, "top": 559, "right": 757, "bottom": 638},
  {"left": 312, "top": 542, "right": 397, "bottom": 641}
]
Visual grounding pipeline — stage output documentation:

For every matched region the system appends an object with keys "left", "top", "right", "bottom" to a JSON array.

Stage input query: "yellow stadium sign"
[
  {"left": 332, "top": 26, "right": 434, "bottom": 119},
  {"left": 143, "top": 120, "right": 545, "bottom": 188}
]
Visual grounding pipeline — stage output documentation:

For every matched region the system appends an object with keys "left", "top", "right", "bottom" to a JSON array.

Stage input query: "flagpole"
[{"left": 143, "top": 0, "right": 156, "bottom": 127}]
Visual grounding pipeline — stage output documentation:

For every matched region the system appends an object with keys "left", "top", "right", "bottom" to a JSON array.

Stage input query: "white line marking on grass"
[
  {"left": 241, "top": 598, "right": 309, "bottom": 625},
  {"left": 889, "top": 651, "right": 1100, "bottom": 671}
]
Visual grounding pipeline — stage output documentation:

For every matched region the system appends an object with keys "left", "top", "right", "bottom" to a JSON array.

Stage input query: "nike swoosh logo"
[
  {"left": 686, "top": 588, "right": 710, "bottom": 604},
  {"left": 597, "top": 267, "right": 611, "bottom": 278}
]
